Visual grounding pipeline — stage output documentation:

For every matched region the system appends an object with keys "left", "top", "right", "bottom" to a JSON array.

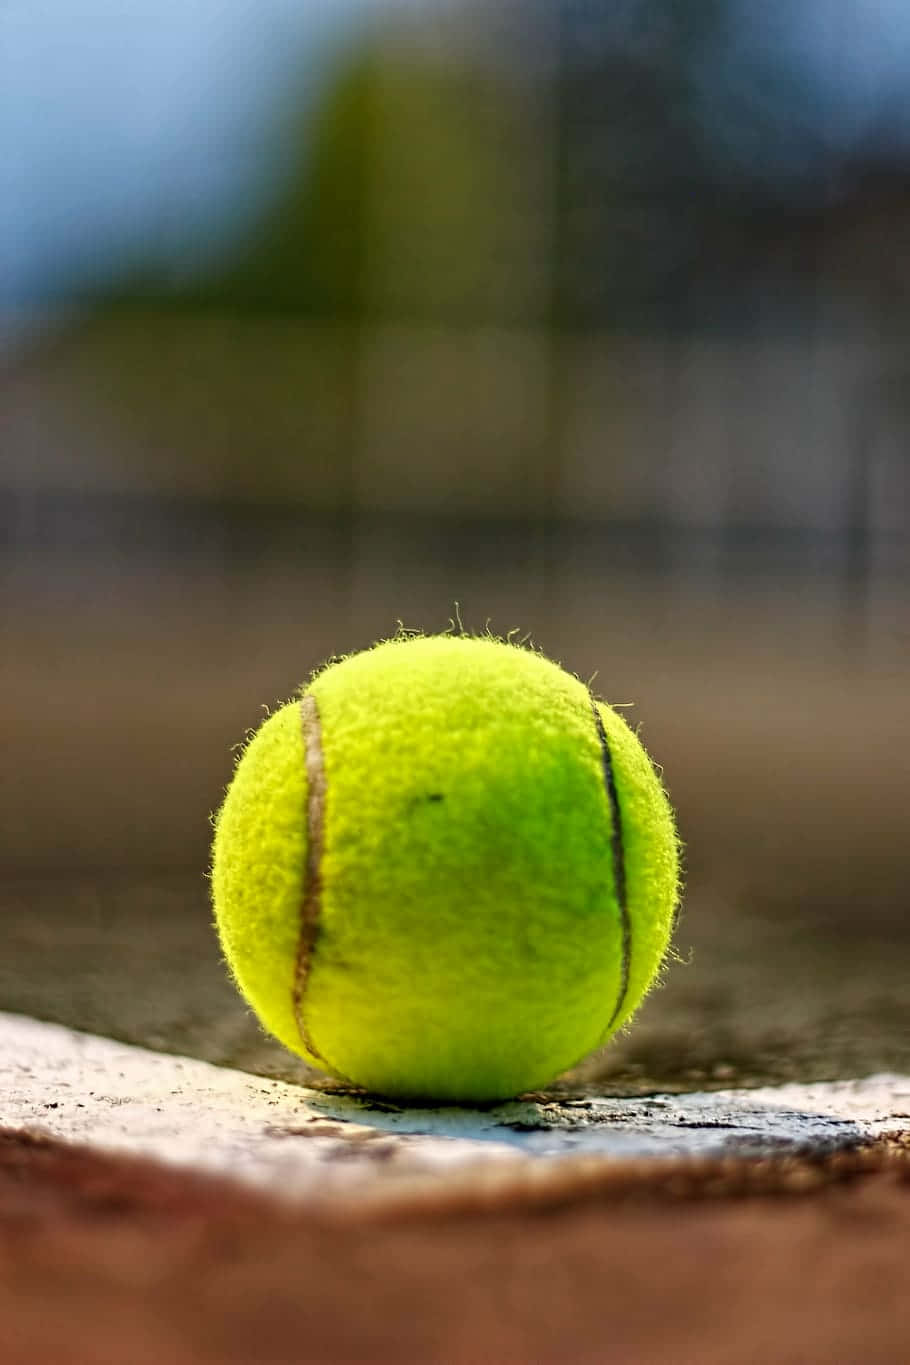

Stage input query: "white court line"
[{"left": 1, "top": 1012, "right": 907, "bottom": 1201}]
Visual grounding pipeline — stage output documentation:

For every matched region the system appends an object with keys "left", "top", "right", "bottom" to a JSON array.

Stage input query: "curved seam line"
[
  {"left": 590, "top": 697, "right": 631, "bottom": 1031},
  {"left": 294, "top": 693, "right": 328, "bottom": 1063}
]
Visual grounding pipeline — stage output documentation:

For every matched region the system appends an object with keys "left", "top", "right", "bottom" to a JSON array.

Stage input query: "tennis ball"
[{"left": 212, "top": 635, "right": 679, "bottom": 1103}]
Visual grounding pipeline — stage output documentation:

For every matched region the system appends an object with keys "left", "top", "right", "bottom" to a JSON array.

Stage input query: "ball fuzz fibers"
[{"left": 212, "top": 635, "right": 679, "bottom": 1102}]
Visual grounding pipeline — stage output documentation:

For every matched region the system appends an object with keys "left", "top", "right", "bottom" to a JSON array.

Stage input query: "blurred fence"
[
  {"left": 3, "top": 320, "right": 907, "bottom": 583},
  {"left": 3, "top": 3, "right": 909, "bottom": 603}
]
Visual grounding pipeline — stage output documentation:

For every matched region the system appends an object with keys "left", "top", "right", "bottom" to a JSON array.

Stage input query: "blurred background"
[{"left": 2, "top": 0, "right": 908, "bottom": 1091}]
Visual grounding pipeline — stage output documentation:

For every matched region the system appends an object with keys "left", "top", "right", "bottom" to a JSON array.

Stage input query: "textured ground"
[
  {"left": 2, "top": 1015, "right": 908, "bottom": 1196},
  {"left": 1, "top": 1126, "right": 908, "bottom": 1365},
  {"left": 0, "top": 1015, "right": 907, "bottom": 1363}
]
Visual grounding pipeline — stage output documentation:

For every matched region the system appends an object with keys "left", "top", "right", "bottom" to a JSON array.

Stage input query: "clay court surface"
[{"left": 0, "top": 1129, "right": 908, "bottom": 1365}]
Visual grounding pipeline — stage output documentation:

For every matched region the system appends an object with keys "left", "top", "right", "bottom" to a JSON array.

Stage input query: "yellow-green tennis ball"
[{"left": 212, "top": 635, "right": 679, "bottom": 1103}]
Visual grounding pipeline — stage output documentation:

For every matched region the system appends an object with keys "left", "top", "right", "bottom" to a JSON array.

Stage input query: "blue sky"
[
  {"left": 2, "top": 0, "right": 909, "bottom": 309},
  {"left": 785, "top": 0, "right": 910, "bottom": 135},
  {"left": 0, "top": 0, "right": 370, "bottom": 306}
]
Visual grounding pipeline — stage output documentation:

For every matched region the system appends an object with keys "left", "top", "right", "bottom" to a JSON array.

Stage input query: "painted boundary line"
[{"left": 1, "top": 1012, "right": 907, "bottom": 1202}]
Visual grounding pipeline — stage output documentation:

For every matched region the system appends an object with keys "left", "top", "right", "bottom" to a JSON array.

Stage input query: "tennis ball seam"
[
  {"left": 293, "top": 692, "right": 329, "bottom": 1065},
  {"left": 590, "top": 694, "right": 631, "bottom": 1032}
]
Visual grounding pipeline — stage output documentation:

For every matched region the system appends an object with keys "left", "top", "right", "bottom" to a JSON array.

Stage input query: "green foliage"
[{"left": 109, "top": 40, "right": 535, "bottom": 324}]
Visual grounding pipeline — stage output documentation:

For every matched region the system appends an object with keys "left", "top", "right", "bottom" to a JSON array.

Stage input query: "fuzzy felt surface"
[
  {"left": 212, "top": 636, "right": 679, "bottom": 1101},
  {"left": 211, "top": 703, "right": 307, "bottom": 1056}
]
